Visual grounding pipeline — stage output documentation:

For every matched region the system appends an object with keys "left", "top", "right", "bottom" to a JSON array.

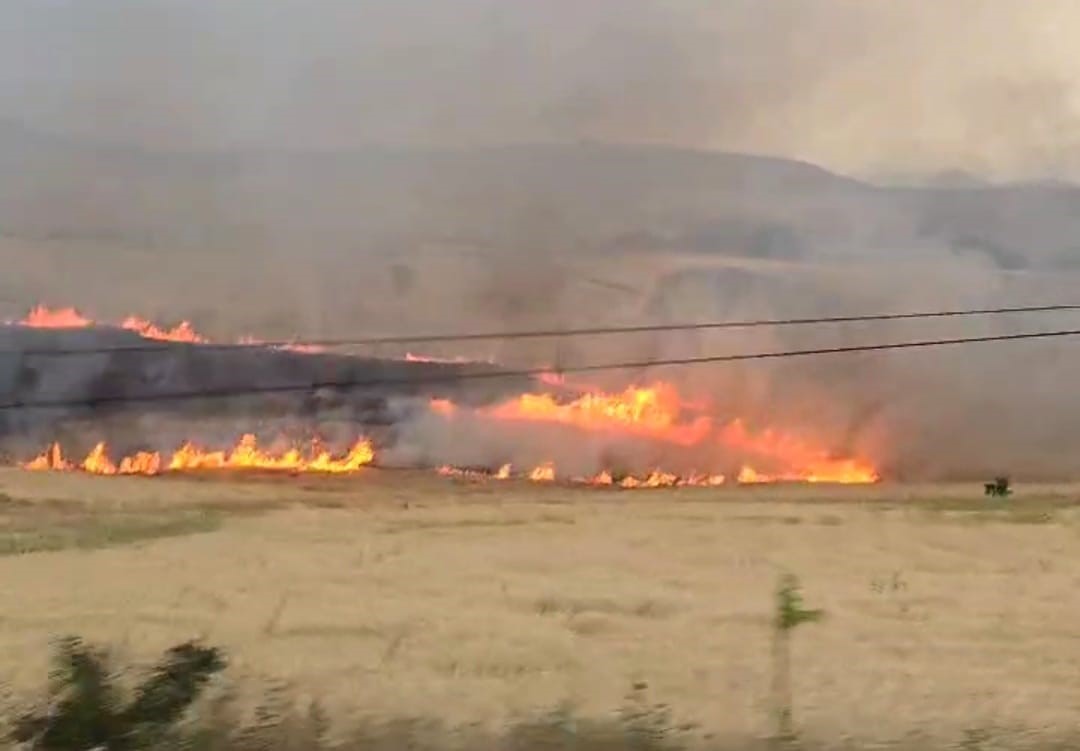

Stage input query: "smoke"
[
  {"left": 2, "top": 2, "right": 1080, "bottom": 479},
  {"left": 3, "top": 1, "right": 1080, "bottom": 177}
]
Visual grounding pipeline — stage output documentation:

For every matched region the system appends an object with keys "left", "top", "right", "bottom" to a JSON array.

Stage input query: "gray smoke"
[
  {"left": 4, "top": 1, "right": 1080, "bottom": 177},
  {"left": 2, "top": 2, "right": 1080, "bottom": 479}
]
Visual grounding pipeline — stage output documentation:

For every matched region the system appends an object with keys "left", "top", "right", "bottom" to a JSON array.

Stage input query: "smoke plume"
[{"left": 1, "top": 2, "right": 1080, "bottom": 479}]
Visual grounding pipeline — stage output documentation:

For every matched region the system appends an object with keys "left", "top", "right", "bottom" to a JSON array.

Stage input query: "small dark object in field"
[{"left": 984, "top": 476, "right": 1012, "bottom": 497}]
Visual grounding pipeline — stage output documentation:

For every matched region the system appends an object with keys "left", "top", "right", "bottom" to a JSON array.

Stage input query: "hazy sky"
[{"left": 4, "top": 0, "right": 1080, "bottom": 177}]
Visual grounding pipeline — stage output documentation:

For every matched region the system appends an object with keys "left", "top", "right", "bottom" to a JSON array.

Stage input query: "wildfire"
[
  {"left": 20, "top": 305, "right": 92, "bottom": 328},
  {"left": 405, "top": 352, "right": 495, "bottom": 365},
  {"left": 721, "top": 420, "right": 879, "bottom": 484},
  {"left": 430, "top": 380, "right": 879, "bottom": 486},
  {"left": 119, "top": 316, "right": 206, "bottom": 344},
  {"left": 484, "top": 383, "right": 712, "bottom": 446},
  {"left": 428, "top": 399, "right": 457, "bottom": 417},
  {"left": 14, "top": 304, "right": 316, "bottom": 351},
  {"left": 434, "top": 462, "right": 725, "bottom": 489},
  {"left": 528, "top": 462, "right": 556, "bottom": 482},
  {"left": 11, "top": 304, "right": 881, "bottom": 488},
  {"left": 23, "top": 434, "right": 375, "bottom": 476}
]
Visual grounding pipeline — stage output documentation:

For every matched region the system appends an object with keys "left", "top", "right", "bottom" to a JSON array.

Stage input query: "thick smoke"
[
  {"left": 2, "top": 2, "right": 1080, "bottom": 479},
  {"left": 3, "top": 1, "right": 1080, "bottom": 177}
]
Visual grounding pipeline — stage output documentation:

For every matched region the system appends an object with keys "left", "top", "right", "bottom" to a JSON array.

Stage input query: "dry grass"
[{"left": 1, "top": 469, "right": 1080, "bottom": 746}]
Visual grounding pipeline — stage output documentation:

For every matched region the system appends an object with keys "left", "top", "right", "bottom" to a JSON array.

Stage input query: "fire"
[
  {"left": 430, "top": 380, "right": 879, "bottom": 486},
  {"left": 22, "top": 434, "right": 375, "bottom": 476},
  {"left": 721, "top": 420, "right": 879, "bottom": 485},
  {"left": 528, "top": 462, "right": 556, "bottom": 482},
  {"left": 119, "top": 451, "right": 162, "bottom": 476},
  {"left": 14, "top": 305, "right": 318, "bottom": 351},
  {"left": 16, "top": 304, "right": 208, "bottom": 343},
  {"left": 20, "top": 305, "right": 92, "bottom": 328},
  {"left": 12, "top": 304, "right": 880, "bottom": 488},
  {"left": 405, "top": 352, "right": 494, "bottom": 364},
  {"left": 484, "top": 383, "right": 711, "bottom": 446},
  {"left": 619, "top": 470, "right": 678, "bottom": 489},
  {"left": 429, "top": 398, "right": 457, "bottom": 417},
  {"left": 24, "top": 443, "right": 72, "bottom": 472},
  {"left": 119, "top": 316, "right": 206, "bottom": 344},
  {"left": 82, "top": 442, "right": 118, "bottom": 475}
]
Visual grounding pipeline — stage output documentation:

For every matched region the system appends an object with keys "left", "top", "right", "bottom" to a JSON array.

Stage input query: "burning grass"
[{"left": 7, "top": 303, "right": 880, "bottom": 489}]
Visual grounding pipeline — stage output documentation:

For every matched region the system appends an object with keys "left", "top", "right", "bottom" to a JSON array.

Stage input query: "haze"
[
  {"left": 3, "top": 1, "right": 1080, "bottom": 480},
  {"left": 2, "top": 0, "right": 1079, "bottom": 179}
]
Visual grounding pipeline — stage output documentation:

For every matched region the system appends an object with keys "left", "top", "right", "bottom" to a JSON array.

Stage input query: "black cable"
[
  {"left": 3, "top": 326, "right": 1079, "bottom": 412},
  {"left": 6, "top": 302, "right": 1080, "bottom": 356}
]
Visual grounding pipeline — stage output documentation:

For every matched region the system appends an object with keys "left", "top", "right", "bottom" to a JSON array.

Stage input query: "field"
[{"left": 1, "top": 469, "right": 1079, "bottom": 746}]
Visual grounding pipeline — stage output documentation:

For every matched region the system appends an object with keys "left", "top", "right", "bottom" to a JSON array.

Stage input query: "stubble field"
[{"left": 0, "top": 469, "right": 1078, "bottom": 746}]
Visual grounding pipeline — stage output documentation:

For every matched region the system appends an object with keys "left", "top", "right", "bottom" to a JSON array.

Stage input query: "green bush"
[{"left": 11, "top": 636, "right": 225, "bottom": 750}]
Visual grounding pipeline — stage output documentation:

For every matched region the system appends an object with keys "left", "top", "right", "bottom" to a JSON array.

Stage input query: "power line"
[
  {"left": 3, "top": 326, "right": 1079, "bottom": 412},
  {"left": 5, "top": 302, "right": 1080, "bottom": 357}
]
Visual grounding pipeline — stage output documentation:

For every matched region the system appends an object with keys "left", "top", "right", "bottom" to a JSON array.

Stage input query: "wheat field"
[{"left": 0, "top": 469, "right": 1078, "bottom": 745}]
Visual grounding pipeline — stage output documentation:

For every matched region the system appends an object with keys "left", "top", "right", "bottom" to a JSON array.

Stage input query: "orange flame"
[
  {"left": 22, "top": 435, "right": 375, "bottom": 476},
  {"left": 430, "top": 380, "right": 879, "bottom": 486},
  {"left": 24, "top": 443, "right": 73, "bottom": 471},
  {"left": 20, "top": 305, "right": 92, "bottom": 328},
  {"left": 528, "top": 462, "right": 556, "bottom": 482},
  {"left": 722, "top": 420, "right": 879, "bottom": 484},
  {"left": 429, "top": 398, "right": 457, "bottom": 417},
  {"left": 484, "top": 383, "right": 711, "bottom": 446},
  {"left": 119, "top": 316, "right": 206, "bottom": 343},
  {"left": 15, "top": 305, "right": 323, "bottom": 351}
]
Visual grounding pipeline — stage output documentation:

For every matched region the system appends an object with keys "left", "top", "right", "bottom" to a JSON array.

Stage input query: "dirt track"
[{"left": 0, "top": 470, "right": 1078, "bottom": 744}]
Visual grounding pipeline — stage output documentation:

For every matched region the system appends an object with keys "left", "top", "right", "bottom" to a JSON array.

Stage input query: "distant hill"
[{"left": 1, "top": 121, "right": 1079, "bottom": 274}]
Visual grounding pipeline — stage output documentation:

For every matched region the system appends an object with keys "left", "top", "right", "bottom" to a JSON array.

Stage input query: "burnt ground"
[{"left": 0, "top": 325, "right": 540, "bottom": 457}]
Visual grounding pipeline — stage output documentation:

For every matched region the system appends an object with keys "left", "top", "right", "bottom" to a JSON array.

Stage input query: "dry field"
[{"left": 0, "top": 469, "right": 1079, "bottom": 745}]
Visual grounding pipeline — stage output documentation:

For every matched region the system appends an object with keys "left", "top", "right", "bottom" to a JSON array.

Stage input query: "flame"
[
  {"left": 528, "top": 462, "right": 556, "bottom": 482},
  {"left": 17, "top": 305, "right": 207, "bottom": 343},
  {"left": 24, "top": 443, "right": 72, "bottom": 471},
  {"left": 22, "top": 435, "right": 375, "bottom": 476},
  {"left": 429, "top": 398, "right": 457, "bottom": 417},
  {"left": 620, "top": 469, "right": 679, "bottom": 489},
  {"left": 236, "top": 335, "right": 325, "bottom": 354},
  {"left": 484, "top": 383, "right": 711, "bottom": 446},
  {"left": 429, "top": 380, "right": 879, "bottom": 486},
  {"left": 722, "top": 420, "right": 879, "bottom": 484},
  {"left": 119, "top": 316, "right": 206, "bottom": 343},
  {"left": 590, "top": 470, "right": 614, "bottom": 486},
  {"left": 13, "top": 304, "right": 879, "bottom": 487},
  {"left": 81, "top": 442, "right": 118, "bottom": 475},
  {"left": 20, "top": 305, "right": 92, "bottom": 328},
  {"left": 15, "top": 305, "right": 321, "bottom": 351},
  {"left": 119, "top": 451, "right": 162, "bottom": 476}
]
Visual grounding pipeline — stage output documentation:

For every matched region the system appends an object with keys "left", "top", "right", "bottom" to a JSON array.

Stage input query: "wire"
[
  {"left": 3, "top": 326, "right": 1079, "bottom": 412},
  {"left": 6, "top": 302, "right": 1080, "bottom": 357}
]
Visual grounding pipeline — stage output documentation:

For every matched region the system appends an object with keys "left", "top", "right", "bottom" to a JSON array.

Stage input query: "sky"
[{"left": 3, "top": 0, "right": 1080, "bottom": 178}]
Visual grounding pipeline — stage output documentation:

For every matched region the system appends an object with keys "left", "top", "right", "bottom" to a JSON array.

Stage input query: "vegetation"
[
  {"left": 984, "top": 476, "right": 1012, "bottom": 498},
  {"left": 8, "top": 633, "right": 1080, "bottom": 751},
  {"left": 11, "top": 637, "right": 225, "bottom": 750},
  {"left": 771, "top": 574, "right": 824, "bottom": 744}
]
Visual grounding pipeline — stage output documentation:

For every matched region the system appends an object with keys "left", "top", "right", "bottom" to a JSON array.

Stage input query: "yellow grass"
[{"left": 0, "top": 468, "right": 1079, "bottom": 744}]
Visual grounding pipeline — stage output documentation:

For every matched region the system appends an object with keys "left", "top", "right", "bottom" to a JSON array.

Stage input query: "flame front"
[
  {"left": 119, "top": 316, "right": 206, "bottom": 343},
  {"left": 16, "top": 304, "right": 317, "bottom": 350},
  {"left": 430, "top": 380, "right": 879, "bottom": 486},
  {"left": 484, "top": 383, "right": 712, "bottom": 446},
  {"left": 23, "top": 434, "right": 375, "bottom": 476},
  {"left": 12, "top": 304, "right": 880, "bottom": 488},
  {"left": 20, "top": 305, "right": 93, "bottom": 328}
]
